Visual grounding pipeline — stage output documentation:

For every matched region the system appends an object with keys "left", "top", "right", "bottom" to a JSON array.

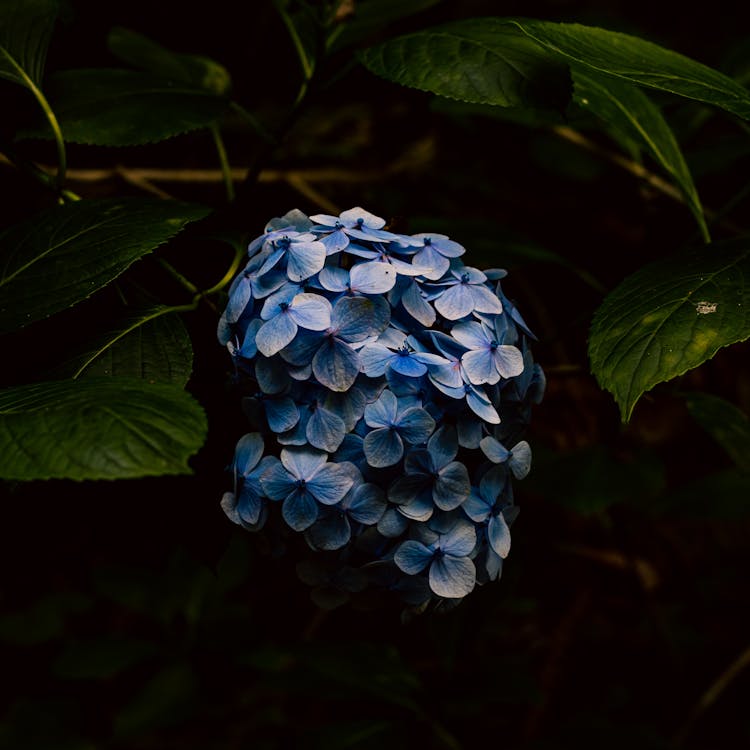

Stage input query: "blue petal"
[
  {"left": 359, "top": 344, "right": 395, "bottom": 377},
  {"left": 256, "top": 313, "right": 297, "bottom": 357},
  {"left": 265, "top": 396, "right": 299, "bottom": 433},
  {"left": 463, "top": 488, "right": 491, "bottom": 522},
  {"left": 225, "top": 277, "right": 252, "bottom": 323},
  {"left": 333, "top": 296, "right": 390, "bottom": 341},
  {"left": 462, "top": 349, "right": 499, "bottom": 385},
  {"left": 401, "top": 280, "right": 436, "bottom": 326},
  {"left": 363, "top": 427, "right": 404, "bottom": 468},
  {"left": 480, "top": 436, "right": 509, "bottom": 463},
  {"left": 238, "top": 319, "right": 263, "bottom": 359},
  {"left": 260, "top": 283, "right": 300, "bottom": 320},
  {"left": 413, "top": 245, "right": 449, "bottom": 281},
  {"left": 397, "top": 493, "right": 434, "bottom": 521},
  {"left": 388, "top": 473, "right": 430, "bottom": 506},
  {"left": 470, "top": 284, "right": 504, "bottom": 315},
  {"left": 429, "top": 555, "right": 475, "bottom": 598},
  {"left": 441, "top": 518, "right": 477, "bottom": 556},
  {"left": 394, "top": 540, "right": 434, "bottom": 575},
  {"left": 234, "top": 433, "right": 264, "bottom": 476},
  {"left": 255, "top": 355, "right": 291, "bottom": 394},
  {"left": 390, "top": 355, "right": 427, "bottom": 377},
  {"left": 434, "top": 461, "right": 470, "bottom": 510},
  {"left": 260, "top": 460, "right": 295, "bottom": 500},
  {"left": 324, "top": 387, "right": 366, "bottom": 431},
  {"left": 434, "top": 284, "right": 475, "bottom": 319},
  {"left": 306, "top": 406, "right": 346, "bottom": 452},
  {"left": 350, "top": 261, "right": 397, "bottom": 294},
  {"left": 282, "top": 488, "right": 319, "bottom": 531},
  {"left": 457, "top": 416, "right": 482, "bottom": 449},
  {"left": 279, "top": 329, "right": 323, "bottom": 367},
  {"left": 339, "top": 207, "right": 386, "bottom": 229},
  {"left": 396, "top": 408, "right": 435, "bottom": 445},
  {"left": 451, "top": 321, "right": 489, "bottom": 349},
  {"left": 488, "top": 514, "right": 511, "bottom": 558},
  {"left": 318, "top": 265, "right": 349, "bottom": 292},
  {"left": 306, "top": 463, "right": 355, "bottom": 505},
  {"left": 319, "top": 228, "right": 350, "bottom": 253},
  {"left": 428, "top": 426, "right": 458, "bottom": 468},
  {"left": 364, "top": 390, "right": 398, "bottom": 428},
  {"left": 377, "top": 507, "right": 409, "bottom": 537},
  {"left": 251, "top": 269, "right": 287, "bottom": 299},
  {"left": 467, "top": 387, "right": 500, "bottom": 424},
  {"left": 508, "top": 440, "right": 532, "bottom": 479},
  {"left": 492, "top": 345, "right": 524, "bottom": 379},
  {"left": 305, "top": 510, "right": 351, "bottom": 550},
  {"left": 288, "top": 293, "right": 332, "bottom": 331},
  {"left": 280, "top": 446, "right": 327, "bottom": 480},
  {"left": 286, "top": 241, "right": 326, "bottom": 282},
  {"left": 236, "top": 482, "right": 263, "bottom": 525},
  {"left": 312, "top": 338, "right": 361, "bottom": 392},
  {"left": 346, "top": 484, "right": 386, "bottom": 525}
]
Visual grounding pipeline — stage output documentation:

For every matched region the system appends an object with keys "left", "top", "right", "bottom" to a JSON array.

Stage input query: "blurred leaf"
[
  {"left": 657, "top": 468, "right": 750, "bottom": 518},
  {"left": 108, "top": 26, "right": 231, "bottom": 95},
  {"left": 685, "top": 392, "right": 750, "bottom": 471},
  {"left": 0, "top": 198, "right": 209, "bottom": 334},
  {"left": 361, "top": 19, "right": 572, "bottom": 111},
  {"left": 431, "top": 96, "right": 566, "bottom": 128},
  {"left": 0, "top": 592, "right": 90, "bottom": 645},
  {"left": 589, "top": 238, "right": 750, "bottom": 421},
  {"left": 312, "top": 719, "right": 398, "bottom": 750},
  {"left": 67, "top": 308, "right": 193, "bottom": 385},
  {"left": 53, "top": 636, "right": 157, "bottom": 680},
  {"left": 114, "top": 663, "right": 197, "bottom": 737},
  {"left": 0, "top": 378, "right": 207, "bottom": 480},
  {"left": 525, "top": 444, "right": 665, "bottom": 515},
  {"left": 686, "top": 137, "right": 750, "bottom": 179},
  {"left": 573, "top": 70, "right": 707, "bottom": 239},
  {"left": 509, "top": 19, "right": 750, "bottom": 120},
  {"left": 23, "top": 69, "right": 229, "bottom": 145},
  {"left": 0, "top": 0, "right": 58, "bottom": 89}
]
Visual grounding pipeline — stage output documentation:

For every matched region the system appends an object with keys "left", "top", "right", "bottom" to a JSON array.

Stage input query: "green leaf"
[
  {"left": 0, "top": 378, "right": 207, "bottom": 480},
  {"left": 0, "top": 198, "right": 209, "bottom": 334},
  {"left": 573, "top": 70, "right": 708, "bottom": 241},
  {"left": 24, "top": 69, "right": 229, "bottom": 145},
  {"left": 360, "top": 19, "right": 572, "bottom": 110},
  {"left": 508, "top": 18, "right": 750, "bottom": 120},
  {"left": 685, "top": 392, "right": 750, "bottom": 471},
  {"left": 107, "top": 27, "right": 231, "bottom": 95},
  {"left": 0, "top": 0, "right": 58, "bottom": 88},
  {"left": 658, "top": 468, "right": 750, "bottom": 518},
  {"left": 68, "top": 308, "right": 193, "bottom": 385},
  {"left": 589, "top": 238, "right": 750, "bottom": 421}
]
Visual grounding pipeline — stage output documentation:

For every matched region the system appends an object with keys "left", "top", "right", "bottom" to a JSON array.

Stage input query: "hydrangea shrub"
[{"left": 219, "top": 207, "right": 544, "bottom": 610}]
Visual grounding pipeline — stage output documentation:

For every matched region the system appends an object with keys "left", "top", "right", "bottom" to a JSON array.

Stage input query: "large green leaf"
[
  {"left": 107, "top": 27, "right": 231, "bottom": 95},
  {"left": 24, "top": 69, "right": 229, "bottom": 145},
  {"left": 0, "top": 198, "right": 209, "bottom": 334},
  {"left": 360, "top": 19, "right": 571, "bottom": 110},
  {"left": 589, "top": 238, "right": 750, "bottom": 421},
  {"left": 69, "top": 308, "right": 193, "bottom": 385},
  {"left": 685, "top": 392, "right": 750, "bottom": 471},
  {"left": 0, "top": 0, "right": 57, "bottom": 88},
  {"left": 509, "top": 19, "right": 750, "bottom": 120},
  {"left": 573, "top": 70, "right": 708, "bottom": 240},
  {"left": 0, "top": 378, "right": 207, "bottom": 480}
]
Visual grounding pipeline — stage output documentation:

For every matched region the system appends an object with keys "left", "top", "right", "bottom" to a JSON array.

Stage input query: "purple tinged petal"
[
  {"left": 256, "top": 313, "right": 298, "bottom": 357},
  {"left": 363, "top": 427, "right": 404, "bottom": 468},
  {"left": 394, "top": 540, "right": 434, "bottom": 575},
  {"left": 434, "top": 283, "right": 475, "bottom": 319},
  {"left": 286, "top": 241, "right": 327, "bottom": 282},
  {"left": 488, "top": 514, "right": 511, "bottom": 558},
  {"left": 282, "top": 488, "right": 319, "bottom": 531},
  {"left": 350, "top": 261, "right": 397, "bottom": 294},
  {"left": 461, "top": 349, "right": 500, "bottom": 385},
  {"left": 429, "top": 555, "right": 476, "bottom": 598},
  {"left": 288, "top": 293, "right": 332, "bottom": 331},
  {"left": 492, "top": 345, "right": 524, "bottom": 378},
  {"left": 306, "top": 463, "right": 355, "bottom": 505},
  {"left": 306, "top": 406, "right": 346, "bottom": 452}
]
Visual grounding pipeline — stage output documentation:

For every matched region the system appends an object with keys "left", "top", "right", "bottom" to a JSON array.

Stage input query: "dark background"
[{"left": 1, "top": 1, "right": 749, "bottom": 748}]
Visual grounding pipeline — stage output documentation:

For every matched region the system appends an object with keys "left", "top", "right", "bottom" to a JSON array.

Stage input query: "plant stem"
[
  {"left": 155, "top": 257, "right": 199, "bottom": 295},
  {"left": 229, "top": 101, "right": 277, "bottom": 144},
  {"left": 210, "top": 124, "right": 235, "bottom": 202}
]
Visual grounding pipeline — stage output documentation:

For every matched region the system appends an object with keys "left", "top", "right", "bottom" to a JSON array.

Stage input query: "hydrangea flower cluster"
[{"left": 219, "top": 207, "right": 544, "bottom": 610}]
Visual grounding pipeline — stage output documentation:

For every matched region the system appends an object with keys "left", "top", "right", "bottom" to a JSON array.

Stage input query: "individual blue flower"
[
  {"left": 310, "top": 207, "right": 403, "bottom": 252},
  {"left": 318, "top": 261, "right": 398, "bottom": 295},
  {"left": 389, "top": 427, "right": 470, "bottom": 518},
  {"left": 451, "top": 320, "right": 524, "bottom": 385},
  {"left": 360, "top": 330, "right": 449, "bottom": 378},
  {"left": 256, "top": 231, "right": 327, "bottom": 283},
  {"left": 261, "top": 448, "right": 355, "bottom": 531},
  {"left": 224, "top": 254, "right": 287, "bottom": 324},
  {"left": 408, "top": 233, "right": 465, "bottom": 281},
  {"left": 362, "top": 390, "right": 436, "bottom": 468},
  {"left": 256, "top": 284, "right": 332, "bottom": 356},
  {"left": 394, "top": 516, "right": 477, "bottom": 599},
  {"left": 479, "top": 437, "right": 532, "bottom": 479},
  {"left": 432, "top": 267, "right": 503, "bottom": 320}
]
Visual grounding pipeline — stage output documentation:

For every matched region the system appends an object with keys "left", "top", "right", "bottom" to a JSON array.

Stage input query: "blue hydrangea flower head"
[{"left": 219, "top": 207, "right": 544, "bottom": 613}]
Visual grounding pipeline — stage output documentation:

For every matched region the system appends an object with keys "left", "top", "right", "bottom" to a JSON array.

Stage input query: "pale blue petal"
[
  {"left": 286, "top": 241, "right": 326, "bottom": 282},
  {"left": 265, "top": 396, "right": 299, "bottom": 433},
  {"left": 364, "top": 390, "right": 398, "bottom": 428},
  {"left": 442, "top": 519, "right": 477, "bottom": 556},
  {"left": 463, "top": 488, "right": 491, "bottom": 522},
  {"left": 429, "top": 377, "right": 465, "bottom": 400},
  {"left": 256, "top": 313, "right": 297, "bottom": 357},
  {"left": 363, "top": 427, "right": 404, "bottom": 468},
  {"left": 428, "top": 361, "right": 464, "bottom": 389},
  {"left": 413, "top": 246, "right": 449, "bottom": 281},
  {"left": 488, "top": 514, "right": 511, "bottom": 558},
  {"left": 306, "top": 406, "right": 346, "bottom": 452},
  {"left": 309, "top": 213, "right": 339, "bottom": 227},
  {"left": 318, "top": 265, "right": 349, "bottom": 292},
  {"left": 350, "top": 261, "right": 397, "bottom": 294},
  {"left": 434, "top": 284, "right": 475, "bottom": 319},
  {"left": 453, "top": 266, "right": 486, "bottom": 283},
  {"left": 480, "top": 436, "right": 509, "bottom": 464},
  {"left": 289, "top": 293, "right": 332, "bottom": 331},
  {"left": 234, "top": 433, "right": 264, "bottom": 476},
  {"left": 470, "top": 284, "right": 504, "bottom": 314},
  {"left": 429, "top": 555, "right": 475, "bottom": 598},
  {"left": 333, "top": 295, "right": 390, "bottom": 340},
  {"left": 492, "top": 344, "right": 524, "bottom": 379},
  {"left": 238, "top": 319, "right": 263, "bottom": 359},
  {"left": 432, "top": 237, "right": 465, "bottom": 258},
  {"left": 312, "top": 338, "right": 361, "bottom": 392},
  {"left": 434, "top": 462, "right": 470, "bottom": 510},
  {"left": 282, "top": 488, "right": 319, "bottom": 531},
  {"left": 259, "top": 283, "right": 302, "bottom": 320},
  {"left": 307, "top": 463, "right": 355, "bottom": 505},
  {"left": 319, "top": 229, "right": 350, "bottom": 253},
  {"left": 397, "top": 493, "right": 434, "bottom": 521},
  {"left": 280, "top": 447, "right": 327, "bottom": 480},
  {"left": 396, "top": 408, "right": 435, "bottom": 445},
  {"left": 339, "top": 207, "right": 386, "bottom": 229},
  {"left": 451, "top": 321, "right": 490, "bottom": 349},
  {"left": 467, "top": 387, "right": 500, "bottom": 424},
  {"left": 225, "top": 277, "right": 252, "bottom": 323},
  {"left": 401, "top": 280, "right": 436, "bottom": 326},
  {"left": 260, "top": 460, "right": 295, "bottom": 500},
  {"left": 509, "top": 440, "right": 532, "bottom": 479},
  {"left": 394, "top": 540, "right": 434, "bottom": 575},
  {"left": 359, "top": 344, "right": 395, "bottom": 377},
  {"left": 461, "top": 349, "right": 499, "bottom": 385}
]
